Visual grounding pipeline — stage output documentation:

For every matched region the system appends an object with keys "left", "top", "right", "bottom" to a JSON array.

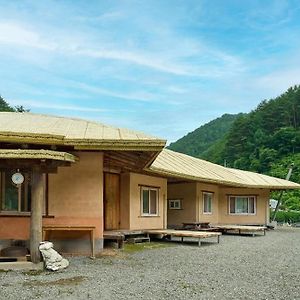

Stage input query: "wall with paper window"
[
  {"left": 0, "top": 151, "right": 104, "bottom": 254},
  {"left": 167, "top": 182, "right": 197, "bottom": 227},
  {"left": 0, "top": 172, "right": 46, "bottom": 240},
  {"left": 218, "top": 187, "right": 270, "bottom": 225},
  {"left": 124, "top": 172, "right": 167, "bottom": 230}
]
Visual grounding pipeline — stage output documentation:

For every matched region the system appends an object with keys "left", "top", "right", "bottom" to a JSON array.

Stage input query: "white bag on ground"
[{"left": 39, "top": 241, "right": 69, "bottom": 271}]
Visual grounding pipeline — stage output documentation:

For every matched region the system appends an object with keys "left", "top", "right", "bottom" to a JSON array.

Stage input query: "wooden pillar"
[{"left": 30, "top": 170, "right": 44, "bottom": 264}]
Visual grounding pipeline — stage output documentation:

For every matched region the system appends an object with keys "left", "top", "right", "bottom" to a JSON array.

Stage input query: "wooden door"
[{"left": 104, "top": 173, "right": 120, "bottom": 230}]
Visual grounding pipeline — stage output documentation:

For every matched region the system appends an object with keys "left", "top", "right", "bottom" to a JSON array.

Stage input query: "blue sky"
[{"left": 1, "top": 0, "right": 300, "bottom": 143}]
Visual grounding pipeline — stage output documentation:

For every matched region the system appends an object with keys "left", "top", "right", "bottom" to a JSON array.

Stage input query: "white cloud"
[
  {"left": 256, "top": 68, "right": 300, "bottom": 95},
  {"left": 0, "top": 21, "right": 243, "bottom": 78},
  {"left": 8, "top": 99, "right": 108, "bottom": 113},
  {"left": 0, "top": 22, "right": 55, "bottom": 50},
  {"left": 64, "top": 81, "right": 160, "bottom": 103},
  {"left": 75, "top": 11, "right": 124, "bottom": 22}
]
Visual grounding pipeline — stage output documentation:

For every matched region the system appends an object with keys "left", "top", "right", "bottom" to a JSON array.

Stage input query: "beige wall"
[
  {"left": 197, "top": 182, "right": 220, "bottom": 224},
  {"left": 123, "top": 172, "right": 167, "bottom": 230},
  {"left": 47, "top": 151, "right": 103, "bottom": 238},
  {"left": 167, "top": 182, "right": 197, "bottom": 227},
  {"left": 166, "top": 181, "right": 270, "bottom": 226},
  {"left": 218, "top": 187, "right": 270, "bottom": 225}
]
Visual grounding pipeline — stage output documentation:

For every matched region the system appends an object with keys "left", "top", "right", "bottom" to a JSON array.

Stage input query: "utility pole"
[{"left": 271, "top": 163, "right": 294, "bottom": 222}]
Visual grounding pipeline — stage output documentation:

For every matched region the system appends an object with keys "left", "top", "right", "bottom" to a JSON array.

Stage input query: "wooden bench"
[{"left": 42, "top": 225, "right": 96, "bottom": 258}]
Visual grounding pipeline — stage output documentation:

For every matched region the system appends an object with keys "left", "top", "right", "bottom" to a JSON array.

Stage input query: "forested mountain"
[
  {"left": 169, "top": 85, "right": 300, "bottom": 211},
  {"left": 222, "top": 86, "right": 300, "bottom": 210},
  {"left": 168, "top": 113, "right": 243, "bottom": 157}
]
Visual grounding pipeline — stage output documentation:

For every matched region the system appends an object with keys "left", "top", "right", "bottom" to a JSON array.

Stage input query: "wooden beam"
[
  {"left": 30, "top": 170, "right": 44, "bottom": 264},
  {"left": 103, "top": 150, "right": 156, "bottom": 172}
]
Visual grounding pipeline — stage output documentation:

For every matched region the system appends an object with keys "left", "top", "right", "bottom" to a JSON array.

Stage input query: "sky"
[{"left": 0, "top": 0, "right": 300, "bottom": 143}]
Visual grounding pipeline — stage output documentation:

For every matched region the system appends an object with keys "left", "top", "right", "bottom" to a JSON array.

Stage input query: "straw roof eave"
[
  {"left": 0, "top": 131, "right": 166, "bottom": 150},
  {"left": 0, "top": 113, "right": 167, "bottom": 151},
  {"left": 147, "top": 149, "right": 300, "bottom": 190},
  {"left": 148, "top": 166, "right": 300, "bottom": 190},
  {"left": 147, "top": 166, "right": 246, "bottom": 188},
  {"left": 0, "top": 149, "right": 78, "bottom": 163}
]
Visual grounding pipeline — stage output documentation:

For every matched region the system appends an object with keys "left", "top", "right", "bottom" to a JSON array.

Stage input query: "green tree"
[
  {"left": 0, "top": 95, "right": 15, "bottom": 112},
  {"left": 0, "top": 95, "right": 29, "bottom": 113}
]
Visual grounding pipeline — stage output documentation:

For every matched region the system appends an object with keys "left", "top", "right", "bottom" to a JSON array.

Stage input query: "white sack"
[{"left": 39, "top": 241, "right": 69, "bottom": 271}]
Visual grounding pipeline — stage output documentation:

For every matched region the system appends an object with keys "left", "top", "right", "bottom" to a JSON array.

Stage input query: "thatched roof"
[
  {"left": 0, "top": 149, "right": 77, "bottom": 162},
  {"left": 148, "top": 149, "right": 300, "bottom": 190},
  {"left": 0, "top": 113, "right": 166, "bottom": 150}
]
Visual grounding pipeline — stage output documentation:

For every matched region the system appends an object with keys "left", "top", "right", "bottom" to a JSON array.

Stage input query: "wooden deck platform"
[
  {"left": 145, "top": 229, "right": 221, "bottom": 246},
  {"left": 103, "top": 230, "right": 147, "bottom": 248},
  {"left": 104, "top": 229, "right": 221, "bottom": 247},
  {"left": 212, "top": 225, "right": 267, "bottom": 236}
]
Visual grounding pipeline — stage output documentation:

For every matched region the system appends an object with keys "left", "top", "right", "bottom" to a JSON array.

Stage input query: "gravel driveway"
[{"left": 1, "top": 227, "right": 299, "bottom": 300}]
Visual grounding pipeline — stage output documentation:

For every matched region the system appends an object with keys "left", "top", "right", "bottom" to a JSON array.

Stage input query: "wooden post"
[
  {"left": 272, "top": 163, "right": 294, "bottom": 222},
  {"left": 30, "top": 170, "right": 44, "bottom": 264}
]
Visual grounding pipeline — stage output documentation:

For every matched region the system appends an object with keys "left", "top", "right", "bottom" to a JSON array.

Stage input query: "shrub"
[{"left": 271, "top": 210, "right": 300, "bottom": 223}]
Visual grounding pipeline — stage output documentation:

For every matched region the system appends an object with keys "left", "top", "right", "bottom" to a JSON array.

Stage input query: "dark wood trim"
[
  {"left": 103, "top": 172, "right": 121, "bottom": 230},
  {"left": 138, "top": 184, "right": 161, "bottom": 189},
  {"left": 0, "top": 214, "right": 54, "bottom": 218},
  {"left": 45, "top": 174, "right": 49, "bottom": 216},
  {"left": 167, "top": 180, "right": 193, "bottom": 185},
  {"left": 201, "top": 190, "right": 215, "bottom": 194},
  {"left": 226, "top": 194, "right": 259, "bottom": 197}
]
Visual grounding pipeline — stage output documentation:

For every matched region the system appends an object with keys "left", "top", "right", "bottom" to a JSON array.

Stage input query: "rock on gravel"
[{"left": 1, "top": 227, "right": 300, "bottom": 300}]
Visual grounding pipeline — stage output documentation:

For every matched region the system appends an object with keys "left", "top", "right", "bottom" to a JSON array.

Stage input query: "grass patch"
[
  {"left": 123, "top": 242, "right": 172, "bottom": 253},
  {"left": 23, "top": 276, "right": 86, "bottom": 287},
  {"left": 23, "top": 269, "right": 44, "bottom": 276},
  {"left": 95, "top": 248, "right": 120, "bottom": 258}
]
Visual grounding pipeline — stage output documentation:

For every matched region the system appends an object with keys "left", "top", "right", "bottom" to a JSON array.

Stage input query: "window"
[
  {"left": 203, "top": 192, "right": 213, "bottom": 214},
  {"left": 169, "top": 199, "right": 182, "bottom": 210},
  {"left": 141, "top": 186, "right": 158, "bottom": 216},
  {"left": 229, "top": 196, "right": 256, "bottom": 215},
  {"left": 0, "top": 170, "right": 32, "bottom": 213}
]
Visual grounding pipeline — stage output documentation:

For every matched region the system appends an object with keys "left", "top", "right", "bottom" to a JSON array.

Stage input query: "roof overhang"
[
  {"left": 0, "top": 149, "right": 77, "bottom": 163},
  {"left": 0, "top": 149, "right": 78, "bottom": 173},
  {"left": 0, "top": 131, "right": 166, "bottom": 151},
  {"left": 146, "top": 149, "right": 300, "bottom": 190},
  {"left": 147, "top": 166, "right": 300, "bottom": 190}
]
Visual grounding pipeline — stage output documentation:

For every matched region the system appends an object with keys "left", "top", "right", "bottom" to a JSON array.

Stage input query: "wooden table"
[
  {"left": 182, "top": 222, "right": 210, "bottom": 230},
  {"left": 42, "top": 225, "right": 96, "bottom": 258}
]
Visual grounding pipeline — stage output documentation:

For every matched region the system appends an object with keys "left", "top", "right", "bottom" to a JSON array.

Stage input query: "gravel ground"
[{"left": 1, "top": 227, "right": 300, "bottom": 300}]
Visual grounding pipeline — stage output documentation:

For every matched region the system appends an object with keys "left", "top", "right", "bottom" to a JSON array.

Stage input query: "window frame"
[
  {"left": 168, "top": 199, "right": 182, "bottom": 210},
  {"left": 203, "top": 192, "right": 213, "bottom": 214},
  {"left": 228, "top": 195, "right": 256, "bottom": 215},
  {"left": 0, "top": 170, "right": 47, "bottom": 216},
  {"left": 140, "top": 186, "right": 159, "bottom": 217}
]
